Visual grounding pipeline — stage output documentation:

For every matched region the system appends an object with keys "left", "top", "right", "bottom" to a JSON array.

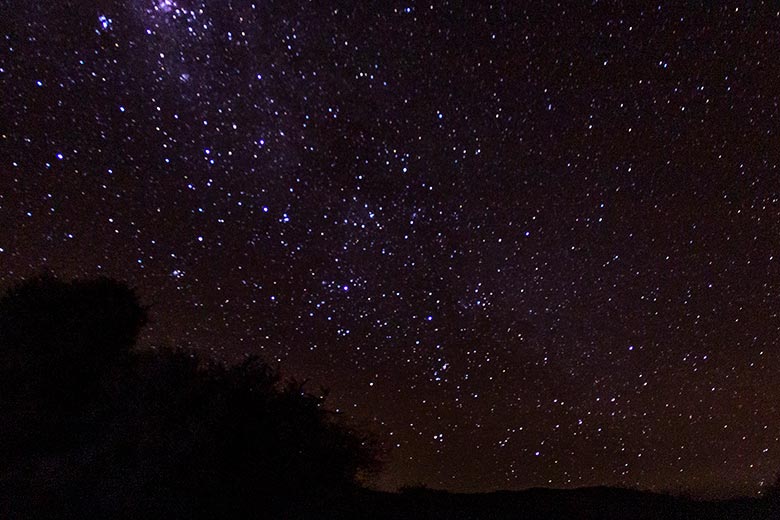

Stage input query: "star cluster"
[{"left": 2, "top": 2, "right": 780, "bottom": 497}]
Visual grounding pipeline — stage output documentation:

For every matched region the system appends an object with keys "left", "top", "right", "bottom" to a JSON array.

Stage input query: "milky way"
[{"left": 2, "top": 2, "right": 780, "bottom": 497}]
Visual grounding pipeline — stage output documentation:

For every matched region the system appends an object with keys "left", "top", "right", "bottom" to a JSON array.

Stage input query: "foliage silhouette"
[{"left": 0, "top": 275, "right": 380, "bottom": 518}]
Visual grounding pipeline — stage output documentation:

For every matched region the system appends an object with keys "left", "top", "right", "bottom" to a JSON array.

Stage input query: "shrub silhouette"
[{"left": 0, "top": 275, "right": 380, "bottom": 518}]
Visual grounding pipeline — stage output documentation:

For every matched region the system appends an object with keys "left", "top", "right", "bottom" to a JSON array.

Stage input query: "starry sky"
[{"left": 2, "top": 1, "right": 780, "bottom": 498}]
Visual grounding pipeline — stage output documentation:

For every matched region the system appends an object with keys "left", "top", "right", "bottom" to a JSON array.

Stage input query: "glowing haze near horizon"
[{"left": 2, "top": 1, "right": 780, "bottom": 498}]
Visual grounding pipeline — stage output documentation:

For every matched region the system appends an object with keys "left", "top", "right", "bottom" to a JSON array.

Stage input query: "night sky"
[{"left": 2, "top": 1, "right": 780, "bottom": 498}]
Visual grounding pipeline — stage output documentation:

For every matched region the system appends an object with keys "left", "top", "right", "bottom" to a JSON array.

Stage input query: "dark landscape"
[{"left": 1, "top": 276, "right": 778, "bottom": 518}]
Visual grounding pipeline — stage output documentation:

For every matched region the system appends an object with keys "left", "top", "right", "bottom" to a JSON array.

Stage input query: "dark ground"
[{"left": 345, "top": 487, "right": 777, "bottom": 520}]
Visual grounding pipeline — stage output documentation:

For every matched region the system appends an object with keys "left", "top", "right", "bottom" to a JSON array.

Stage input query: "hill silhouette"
[{"left": 0, "top": 275, "right": 777, "bottom": 519}]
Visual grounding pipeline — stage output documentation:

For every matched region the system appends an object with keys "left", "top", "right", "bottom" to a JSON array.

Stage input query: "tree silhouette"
[
  {"left": 0, "top": 276, "right": 147, "bottom": 460},
  {"left": 0, "top": 275, "right": 380, "bottom": 518}
]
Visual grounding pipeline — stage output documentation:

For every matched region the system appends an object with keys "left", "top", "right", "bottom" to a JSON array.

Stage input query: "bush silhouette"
[{"left": 0, "top": 275, "right": 380, "bottom": 518}]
